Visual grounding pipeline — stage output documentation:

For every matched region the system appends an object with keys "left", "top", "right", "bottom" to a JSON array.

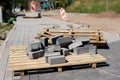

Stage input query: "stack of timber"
[
  {"left": 35, "top": 28, "right": 106, "bottom": 46},
  {"left": 9, "top": 46, "right": 107, "bottom": 76}
]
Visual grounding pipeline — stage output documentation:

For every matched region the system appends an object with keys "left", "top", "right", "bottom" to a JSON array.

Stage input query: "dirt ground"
[{"left": 45, "top": 10, "right": 120, "bottom": 35}]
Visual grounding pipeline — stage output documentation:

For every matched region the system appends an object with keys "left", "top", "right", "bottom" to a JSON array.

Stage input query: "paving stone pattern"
[{"left": 0, "top": 17, "right": 120, "bottom": 80}]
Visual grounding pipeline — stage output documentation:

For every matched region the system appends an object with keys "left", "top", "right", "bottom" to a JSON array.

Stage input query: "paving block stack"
[
  {"left": 26, "top": 40, "right": 44, "bottom": 59},
  {"left": 26, "top": 35, "right": 97, "bottom": 65},
  {"left": 44, "top": 52, "right": 61, "bottom": 62}
]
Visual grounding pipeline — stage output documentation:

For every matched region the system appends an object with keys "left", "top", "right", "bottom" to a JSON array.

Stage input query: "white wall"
[{"left": 0, "top": 6, "right": 3, "bottom": 23}]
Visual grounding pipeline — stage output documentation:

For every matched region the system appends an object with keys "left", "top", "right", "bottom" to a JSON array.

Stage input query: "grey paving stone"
[
  {"left": 50, "top": 35, "right": 63, "bottom": 44},
  {"left": 46, "top": 45, "right": 61, "bottom": 52},
  {"left": 61, "top": 48, "right": 70, "bottom": 56},
  {"left": 28, "top": 50, "right": 44, "bottom": 59},
  {"left": 56, "top": 37, "right": 73, "bottom": 48},
  {"left": 75, "top": 36, "right": 90, "bottom": 44},
  {"left": 40, "top": 37, "right": 49, "bottom": 48},
  {"left": 74, "top": 46, "right": 89, "bottom": 54},
  {"left": 68, "top": 41, "right": 83, "bottom": 50},
  {"left": 30, "top": 40, "right": 42, "bottom": 51},
  {"left": 48, "top": 55, "right": 66, "bottom": 65},
  {"left": 44, "top": 52, "right": 61, "bottom": 62}
]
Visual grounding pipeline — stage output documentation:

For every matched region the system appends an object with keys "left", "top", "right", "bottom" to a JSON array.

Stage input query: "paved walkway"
[{"left": 0, "top": 17, "right": 120, "bottom": 80}]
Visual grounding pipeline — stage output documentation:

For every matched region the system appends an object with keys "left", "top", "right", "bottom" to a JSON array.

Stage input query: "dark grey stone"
[
  {"left": 48, "top": 55, "right": 66, "bottom": 65},
  {"left": 28, "top": 50, "right": 44, "bottom": 59},
  {"left": 46, "top": 45, "right": 61, "bottom": 52},
  {"left": 61, "top": 48, "right": 70, "bottom": 56},
  {"left": 56, "top": 37, "right": 73, "bottom": 48},
  {"left": 44, "top": 52, "right": 61, "bottom": 62},
  {"left": 68, "top": 41, "right": 82, "bottom": 50},
  {"left": 40, "top": 37, "right": 49, "bottom": 48},
  {"left": 75, "top": 36, "right": 90, "bottom": 44},
  {"left": 50, "top": 35, "right": 63, "bottom": 44}
]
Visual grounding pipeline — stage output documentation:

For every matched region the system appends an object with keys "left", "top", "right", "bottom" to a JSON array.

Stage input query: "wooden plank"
[{"left": 9, "top": 46, "right": 107, "bottom": 72}]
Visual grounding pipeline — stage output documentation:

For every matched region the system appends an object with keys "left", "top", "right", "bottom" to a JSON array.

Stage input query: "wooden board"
[
  {"left": 35, "top": 28, "right": 106, "bottom": 45},
  {"left": 9, "top": 46, "right": 107, "bottom": 73}
]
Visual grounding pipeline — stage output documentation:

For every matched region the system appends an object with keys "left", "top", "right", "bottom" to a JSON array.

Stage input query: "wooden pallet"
[
  {"left": 9, "top": 46, "right": 107, "bottom": 76},
  {"left": 35, "top": 28, "right": 106, "bottom": 45}
]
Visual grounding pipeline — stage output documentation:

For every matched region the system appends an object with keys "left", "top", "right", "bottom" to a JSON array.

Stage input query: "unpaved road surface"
[{"left": 44, "top": 10, "right": 120, "bottom": 35}]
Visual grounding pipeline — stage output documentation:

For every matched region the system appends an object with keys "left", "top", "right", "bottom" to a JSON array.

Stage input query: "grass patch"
[
  {"left": 0, "top": 23, "right": 14, "bottom": 34},
  {"left": 66, "top": 0, "right": 120, "bottom": 13}
]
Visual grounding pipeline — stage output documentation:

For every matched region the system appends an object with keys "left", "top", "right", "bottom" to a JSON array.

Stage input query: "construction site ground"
[{"left": 0, "top": 11, "right": 120, "bottom": 80}]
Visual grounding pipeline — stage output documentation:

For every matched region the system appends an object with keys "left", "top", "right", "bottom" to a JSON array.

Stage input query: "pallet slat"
[{"left": 9, "top": 46, "right": 107, "bottom": 72}]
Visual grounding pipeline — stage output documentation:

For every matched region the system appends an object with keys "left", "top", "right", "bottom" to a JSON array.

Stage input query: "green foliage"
[
  {"left": 0, "top": 23, "right": 13, "bottom": 34},
  {"left": 66, "top": 0, "right": 120, "bottom": 13}
]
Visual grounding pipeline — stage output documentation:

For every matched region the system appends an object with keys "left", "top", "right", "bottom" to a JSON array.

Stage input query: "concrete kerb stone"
[
  {"left": 68, "top": 41, "right": 83, "bottom": 50},
  {"left": 50, "top": 35, "right": 63, "bottom": 44},
  {"left": 61, "top": 48, "right": 70, "bottom": 56},
  {"left": 48, "top": 55, "right": 66, "bottom": 65},
  {"left": 44, "top": 52, "right": 61, "bottom": 62},
  {"left": 46, "top": 45, "right": 61, "bottom": 52},
  {"left": 30, "top": 40, "right": 42, "bottom": 51},
  {"left": 74, "top": 46, "right": 89, "bottom": 55},
  {"left": 56, "top": 37, "right": 73, "bottom": 48},
  {"left": 28, "top": 50, "right": 44, "bottom": 59},
  {"left": 40, "top": 37, "right": 49, "bottom": 48}
]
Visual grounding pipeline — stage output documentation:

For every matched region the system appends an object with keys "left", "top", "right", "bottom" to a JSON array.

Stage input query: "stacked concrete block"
[
  {"left": 74, "top": 46, "right": 89, "bottom": 55},
  {"left": 50, "top": 35, "right": 63, "bottom": 44},
  {"left": 30, "top": 40, "right": 42, "bottom": 51},
  {"left": 40, "top": 37, "right": 49, "bottom": 48},
  {"left": 61, "top": 48, "right": 70, "bottom": 56},
  {"left": 56, "top": 37, "right": 73, "bottom": 48},
  {"left": 68, "top": 41, "right": 82, "bottom": 50},
  {"left": 28, "top": 50, "right": 44, "bottom": 59},
  {"left": 48, "top": 55, "right": 66, "bottom": 65},
  {"left": 46, "top": 45, "right": 61, "bottom": 52},
  {"left": 75, "top": 36, "right": 90, "bottom": 44},
  {"left": 44, "top": 52, "right": 61, "bottom": 62}
]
